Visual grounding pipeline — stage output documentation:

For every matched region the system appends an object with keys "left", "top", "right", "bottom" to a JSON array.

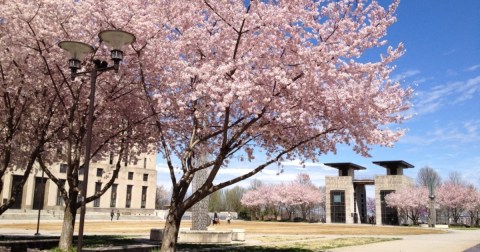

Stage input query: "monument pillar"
[{"left": 191, "top": 154, "right": 210, "bottom": 230}]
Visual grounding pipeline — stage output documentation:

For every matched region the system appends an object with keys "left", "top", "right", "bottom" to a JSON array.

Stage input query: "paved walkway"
[{"left": 331, "top": 229, "right": 480, "bottom": 252}]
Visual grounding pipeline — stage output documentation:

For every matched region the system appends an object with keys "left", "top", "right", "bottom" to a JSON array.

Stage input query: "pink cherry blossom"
[
  {"left": 436, "top": 183, "right": 472, "bottom": 224},
  {"left": 242, "top": 174, "right": 324, "bottom": 221},
  {"left": 1, "top": 1, "right": 411, "bottom": 250},
  {"left": 385, "top": 186, "right": 429, "bottom": 225}
]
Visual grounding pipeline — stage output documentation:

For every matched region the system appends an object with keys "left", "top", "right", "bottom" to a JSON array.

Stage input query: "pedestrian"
[
  {"left": 227, "top": 212, "right": 232, "bottom": 224},
  {"left": 213, "top": 212, "right": 219, "bottom": 225},
  {"left": 110, "top": 209, "right": 114, "bottom": 221},
  {"left": 117, "top": 210, "right": 120, "bottom": 220}
]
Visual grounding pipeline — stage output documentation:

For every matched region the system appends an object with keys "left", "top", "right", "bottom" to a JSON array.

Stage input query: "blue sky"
[{"left": 157, "top": 1, "right": 480, "bottom": 191}]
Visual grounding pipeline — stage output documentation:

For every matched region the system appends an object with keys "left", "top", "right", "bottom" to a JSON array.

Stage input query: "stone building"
[
  {"left": 324, "top": 160, "right": 414, "bottom": 225},
  {"left": 373, "top": 160, "right": 414, "bottom": 225},
  {"left": 324, "top": 162, "right": 370, "bottom": 224},
  {"left": 0, "top": 152, "right": 157, "bottom": 216}
]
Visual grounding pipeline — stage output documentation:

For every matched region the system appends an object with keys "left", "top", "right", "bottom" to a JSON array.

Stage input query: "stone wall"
[
  {"left": 374, "top": 175, "right": 413, "bottom": 225},
  {"left": 325, "top": 176, "right": 354, "bottom": 224}
]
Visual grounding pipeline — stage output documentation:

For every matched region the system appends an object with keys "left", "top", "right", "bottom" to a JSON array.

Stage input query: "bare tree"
[
  {"left": 224, "top": 186, "right": 246, "bottom": 212},
  {"left": 416, "top": 166, "right": 442, "bottom": 187},
  {"left": 448, "top": 171, "right": 466, "bottom": 186},
  {"left": 208, "top": 189, "right": 224, "bottom": 212},
  {"left": 249, "top": 179, "right": 263, "bottom": 190},
  {"left": 156, "top": 185, "right": 172, "bottom": 210}
]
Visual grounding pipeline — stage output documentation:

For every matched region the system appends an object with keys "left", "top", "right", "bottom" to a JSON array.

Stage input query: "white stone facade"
[{"left": 0, "top": 152, "right": 157, "bottom": 215}]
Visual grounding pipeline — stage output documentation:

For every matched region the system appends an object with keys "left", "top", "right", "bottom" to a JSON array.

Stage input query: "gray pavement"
[{"left": 331, "top": 229, "right": 480, "bottom": 252}]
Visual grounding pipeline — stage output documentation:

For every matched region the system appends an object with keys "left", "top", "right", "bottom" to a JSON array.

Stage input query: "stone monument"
[
  {"left": 324, "top": 160, "right": 414, "bottom": 225},
  {"left": 191, "top": 153, "right": 210, "bottom": 230}
]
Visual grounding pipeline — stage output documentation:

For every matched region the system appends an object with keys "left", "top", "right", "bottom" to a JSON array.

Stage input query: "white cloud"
[
  {"left": 392, "top": 69, "right": 421, "bottom": 82},
  {"left": 155, "top": 161, "right": 337, "bottom": 189},
  {"left": 453, "top": 76, "right": 480, "bottom": 103},
  {"left": 465, "top": 64, "right": 480, "bottom": 72},
  {"left": 156, "top": 163, "right": 170, "bottom": 173},
  {"left": 244, "top": 165, "right": 334, "bottom": 187},
  {"left": 414, "top": 75, "right": 480, "bottom": 114},
  {"left": 280, "top": 159, "right": 335, "bottom": 170},
  {"left": 217, "top": 167, "right": 265, "bottom": 176},
  {"left": 401, "top": 120, "right": 480, "bottom": 146},
  {"left": 442, "top": 49, "right": 456, "bottom": 56},
  {"left": 412, "top": 76, "right": 434, "bottom": 85}
]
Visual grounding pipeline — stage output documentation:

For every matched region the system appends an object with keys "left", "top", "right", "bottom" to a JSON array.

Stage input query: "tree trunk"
[
  {"left": 301, "top": 205, "right": 308, "bottom": 221},
  {"left": 160, "top": 207, "right": 183, "bottom": 252},
  {"left": 58, "top": 197, "right": 77, "bottom": 250}
]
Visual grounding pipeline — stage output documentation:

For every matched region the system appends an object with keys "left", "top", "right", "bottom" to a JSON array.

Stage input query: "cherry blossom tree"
[
  {"left": 385, "top": 186, "right": 429, "bottom": 225},
  {"left": 318, "top": 185, "right": 327, "bottom": 220},
  {"left": 292, "top": 174, "right": 324, "bottom": 221},
  {"left": 149, "top": 1, "right": 410, "bottom": 249},
  {"left": 0, "top": 61, "right": 63, "bottom": 214},
  {"left": 464, "top": 187, "right": 480, "bottom": 227},
  {"left": 242, "top": 175, "right": 325, "bottom": 221},
  {"left": 2, "top": 0, "right": 411, "bottom": 251},
  {"left": 1, "top": 1, "right": 155, "bottom": 249},
  {"left": 241, "top": 184, "right": 274, "bottom": 220},
  {"left": 436, "top": 182, "right": 471, "bottom": 224},
  {"left": 367, "top": 197, "right": 376, "bottom": 218},
  {"left": 0, "top": 1, "right": 68, "bottom": 213}
]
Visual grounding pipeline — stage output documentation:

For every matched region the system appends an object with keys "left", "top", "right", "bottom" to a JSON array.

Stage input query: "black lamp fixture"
[
  {"left": 98, "top": 30, "right": 136, "bottom": 72},
  {"left": 58, "top": 41, "right": 94, "bottom": 80},
  {"left": 58, "top": 30, "right": 136, "bottom": 79}
]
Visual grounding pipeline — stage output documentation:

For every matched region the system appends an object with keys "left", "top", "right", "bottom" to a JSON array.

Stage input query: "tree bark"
[
  {"left": 160, "top": 207, "right": 184, "bottom": 252},
  {"left": 58, "top": 194, "right": 78, "bottom": 250}
]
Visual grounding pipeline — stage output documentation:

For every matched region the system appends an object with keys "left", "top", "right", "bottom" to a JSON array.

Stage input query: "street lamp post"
[
  {"left": 58, "top": 30, "right": 135, "bottom": 252},
  {"left": 428, "top": 178, "right": 436, "bottom": 228}
]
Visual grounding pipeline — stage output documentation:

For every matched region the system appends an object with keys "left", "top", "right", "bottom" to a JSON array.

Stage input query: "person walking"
[
  {"left": 110, "top": 209, "right": 115, "bottom": 221},
  {"left": 213, "top": 212, "right": 219, "bottom": 225},
  {"left": 227, "top": 212, "right": 232, "bottom": 224},
  {"left": 116, "top": 210, "right": 120, "bottom": 220}
]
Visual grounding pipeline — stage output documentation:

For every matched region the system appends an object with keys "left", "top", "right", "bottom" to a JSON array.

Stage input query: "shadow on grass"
[
  {"left": 176, "top": 244, "right": 312, "bottom": 252},
  {"left": 80, "top": 235, "right": 140, "bottom": 247},
  {"left": 0, "top": 235, "right": 141, "bottom": 251},
  {"left": 0, "top": 234, "right": 137, "bottom": 245},
  {"left": 0, "top": 235, "right": 396, "bottom": 251},
  {"left": 0, "top": 235, "right": 311, "bottom": 252}
]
